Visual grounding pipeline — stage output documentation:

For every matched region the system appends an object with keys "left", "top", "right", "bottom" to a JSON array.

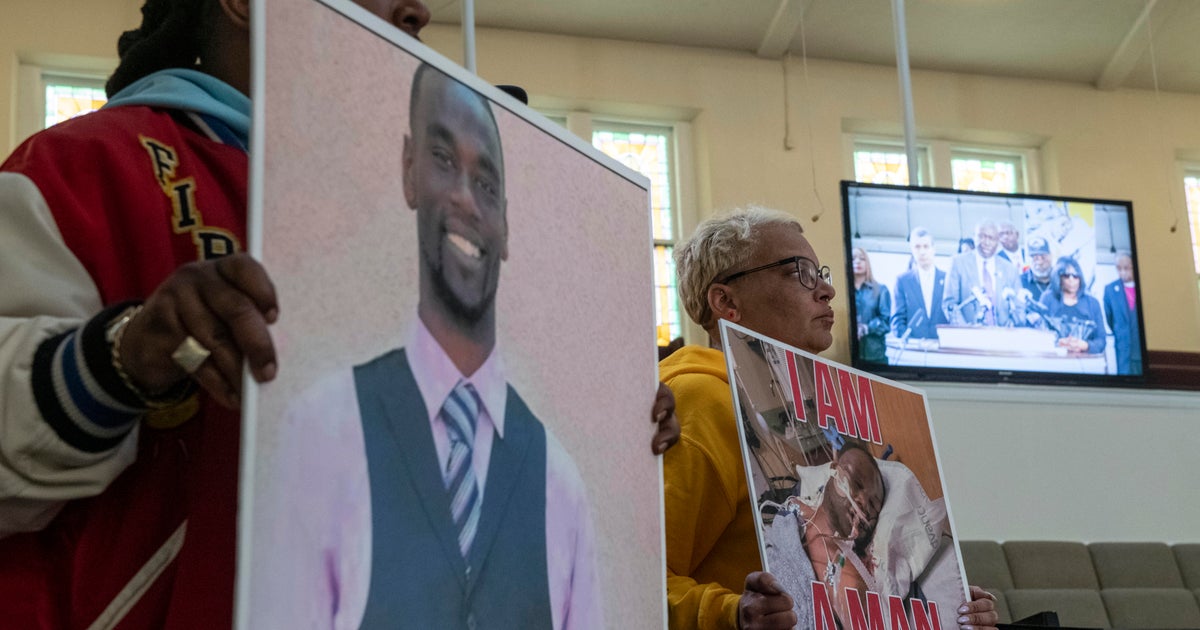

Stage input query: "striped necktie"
[
  {"left": 982, "top": 259, "right": 996, "bottom": 325},
  {"left": 441, "top": 380, "right": 482, "bottom": 563}
]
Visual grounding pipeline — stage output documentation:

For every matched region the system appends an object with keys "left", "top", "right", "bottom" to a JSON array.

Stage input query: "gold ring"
[{"left": 171, "top": 336, "right": 212, "bottom": 374}]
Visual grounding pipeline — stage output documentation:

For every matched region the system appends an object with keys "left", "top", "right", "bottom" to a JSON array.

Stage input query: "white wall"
[{"left": 928, "top": 383, "right": 1200, "bottom": 543}]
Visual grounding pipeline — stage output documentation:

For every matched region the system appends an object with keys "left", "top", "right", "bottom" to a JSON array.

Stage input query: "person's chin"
[
  {"left": 809, "top": 329, "right": 834, "bottom": 352},
  {"left": 433, "top": 272, "right": 493, "bottom": 323}
]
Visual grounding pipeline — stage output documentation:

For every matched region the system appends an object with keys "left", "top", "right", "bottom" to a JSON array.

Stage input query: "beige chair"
[
  {"left": 1004, "top": 541, "right": 1099, "bottom": 589},
  {"left": 1006, "top": 589, "right": 1109, "bottom": 628},
  {"left": 1090, "top": 542, "right": 1185, "bottom": 589},
  {"left": 1101, "top": 587, "right": 1200, "bottom": 629},
  {"left": 1174, "top": 543, "right": 1200, "bottom": 589}
]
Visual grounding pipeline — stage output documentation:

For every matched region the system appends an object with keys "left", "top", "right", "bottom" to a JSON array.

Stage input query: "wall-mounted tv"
[{"left": 840, "top": 181, "right": 1147, "bottom": 386}]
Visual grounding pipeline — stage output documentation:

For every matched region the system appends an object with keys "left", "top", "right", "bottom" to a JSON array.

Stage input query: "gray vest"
[{"left": 354, "top": 349, "right": 551, "bottom": 629}]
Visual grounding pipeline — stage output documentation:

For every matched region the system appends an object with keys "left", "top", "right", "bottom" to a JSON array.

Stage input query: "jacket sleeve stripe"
[
  {"left": 32, "top": 326, "right": 137, "bottom": 454},
  {"left": 78, "top": 302, "right": 150, "bottom": 412},
  {"left": 57, "top": 332, "right": 141, "bottom": 433}
]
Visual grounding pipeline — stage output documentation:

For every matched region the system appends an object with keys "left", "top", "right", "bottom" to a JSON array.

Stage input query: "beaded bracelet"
[{"left": 107, "top": 305, "right": 194, "bottom": 409}]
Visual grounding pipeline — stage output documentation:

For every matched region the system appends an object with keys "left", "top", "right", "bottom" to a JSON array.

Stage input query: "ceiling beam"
[
  {"left": 756, "top": 0, "right": 814, "bottom": 59},
  {"left": 1095, "top": 0, "right": 1157, "bottom": 90}
]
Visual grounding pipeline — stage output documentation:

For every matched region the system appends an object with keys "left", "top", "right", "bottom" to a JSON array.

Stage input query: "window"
[
  {"left": 850, "top": 136, "right": 1034, "bottom": 193},
  {"left": 1185, "top": 169, "right": 1200, "bottom": 275},
  {"left": 15, "top": 55, "right": 115, "bottom": 149},
  {"left": 950, "top": 150, "right": 1023, "bottom": 193},
  {"left": 591, "top": 124, "right": 682, "bottom": 346},
  {"left": 44, "top": 76, "right": 107, "bottom": 129},
  {"left": 536, "top": 109, "right": 695, "bottom": 345},
  {"left": 852, "top": 141, "right": 930, "bottom": 186}
]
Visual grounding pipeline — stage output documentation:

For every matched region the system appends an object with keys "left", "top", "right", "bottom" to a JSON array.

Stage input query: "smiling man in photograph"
[{"left": 347, "top": 63, "right": 600, "bottom": 629}]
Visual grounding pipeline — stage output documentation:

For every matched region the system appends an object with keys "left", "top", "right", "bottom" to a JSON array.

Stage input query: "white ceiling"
[{"left": 429, "top": 0, "right": 1200, "bottom": 95}]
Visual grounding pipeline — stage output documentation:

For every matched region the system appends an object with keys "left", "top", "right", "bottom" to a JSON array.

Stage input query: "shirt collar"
[{"left": 406, "top": 315, "right": 508, "bottom": 439}]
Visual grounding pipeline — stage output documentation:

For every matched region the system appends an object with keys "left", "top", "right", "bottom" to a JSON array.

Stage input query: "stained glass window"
[
  {"left": 1185, "top": 172, "right": 1200, "bottom": 274},
  {"left": 592, "top": 125, "right": 681, "bottom": 345},
  {"left": 951, "top": 152, "right": 1022, "bottom": 193},
  {"left": 653, "top": 245, "right": 681, "bottom": 346},
  {"left": 45, "top": 81, "right": 107, "bottom": 129},
  {"left": 852, "top": 143, "right": 928, "bottom": 186},
  {"left": 593, "top": 128, "right": 673, "bottom": 241}
]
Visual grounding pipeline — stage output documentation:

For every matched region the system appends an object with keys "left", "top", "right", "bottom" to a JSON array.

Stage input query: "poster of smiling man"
[
  {"left": 234, "top": 0, "right": 665, "bottom": 628},
  {"left": 720, "top": 320, "right": 967, "bottom": 630}
]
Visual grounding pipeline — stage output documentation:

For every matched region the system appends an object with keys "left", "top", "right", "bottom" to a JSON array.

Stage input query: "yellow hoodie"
[{"left": 660, "top": 345, "right": 762, "bottom": 630}]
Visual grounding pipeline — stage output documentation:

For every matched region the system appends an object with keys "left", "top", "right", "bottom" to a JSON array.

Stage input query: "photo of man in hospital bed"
[{"left": 724, "top": 324, "right": 967, "bottom": 630}]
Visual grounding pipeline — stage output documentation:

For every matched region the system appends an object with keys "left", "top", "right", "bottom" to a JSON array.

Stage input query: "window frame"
[
  {"left": 1181, "top": 164, "right": 1200, "bottom": 278},
  {"left": 14, "top": 54, "right": 115, "bottom": 150},
  {"left": 40, "top": 72, "right": 108, "bottom": 130},
  {"left": 541, "top": 110, "right": 699, "bottom": 345},
  {"left": 848, "top": 136, "right": 933, "bottom": 186},
  {"left": 590, "top": 120, "right": 683, "bottom": 347},
  {"left": 949, "top": 146, "right": 1029, "bottom": 193},
  {"left": 845, "top": 133, "right": 1040, "bottom": 194}
]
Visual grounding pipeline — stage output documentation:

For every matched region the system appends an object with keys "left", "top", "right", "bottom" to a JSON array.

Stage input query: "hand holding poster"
[
  {"left": 719, "top": 320, "right": 967, "bottom": 630},
  {"left": 235, "top": 0, "right": 665, "bottom": 627}
]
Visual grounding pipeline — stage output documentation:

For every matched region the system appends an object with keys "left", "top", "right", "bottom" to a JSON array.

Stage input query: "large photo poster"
[
  {"left": 235, "top": 0, "right": 665, "bottom": 627},
  {"left": 719, "top": 320, "right": 967, "bottom": 630}
]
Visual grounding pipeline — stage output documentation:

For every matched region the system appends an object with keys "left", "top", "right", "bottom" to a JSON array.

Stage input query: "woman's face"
[
  {"left": 1060, "top": 269, "right": 1080, "bottom": 296},
  {"left": 852, "top": 250, "right": 868, "bottom": 275}
]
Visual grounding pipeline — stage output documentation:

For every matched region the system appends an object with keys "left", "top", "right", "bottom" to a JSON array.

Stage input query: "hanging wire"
[
  {"left": 1143, "top": 0, "right": 1181, "bottom": 234},
  {"left": 794, "top": 12, "right": 829, "bottom": 224},
  {"left": 782, "top": 55, "right": 794, "bottom": 151}
]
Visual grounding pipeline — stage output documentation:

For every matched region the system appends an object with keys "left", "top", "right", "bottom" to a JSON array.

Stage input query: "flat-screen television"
[{"left": 840, "top": 181, "right": 1147, "bottom": 386}]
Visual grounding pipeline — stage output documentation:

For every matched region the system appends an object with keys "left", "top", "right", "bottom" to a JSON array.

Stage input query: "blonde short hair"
[{"left": 674, "top": 206, "right": 803, "bottom": 330}]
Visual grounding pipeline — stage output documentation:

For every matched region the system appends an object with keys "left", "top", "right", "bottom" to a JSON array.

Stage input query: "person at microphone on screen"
[
  {"left": 1038, "top": 256, "right": 1106, "bottom": 354},
  {"left": 942, "top": 220, "right": 1023, "bottom": 327},
  {"left": 891, "top": 227, "right": 947, "bottom": 340}
]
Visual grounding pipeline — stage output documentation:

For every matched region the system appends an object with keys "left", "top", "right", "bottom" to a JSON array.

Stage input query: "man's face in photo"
[
  {"left": 826, "top": 447, "right": 884, "bottom": 546},
  {"left": 910, "top": 234, "right": 935, "bottom": 270},
  {"left": 404, "top": 69, "right": 508, "bottom": 325},
  {"left": 1116, "top": 255, "right": 1134, "bottom": 284},
  {"left": 998, "top": 223, "right": 1019, "bottom": 251},
  {"left": 975, "top": 223, "right": 999, "bottom": 259},
  {"left": 1031, "top": 252, "right": 1052, "bottom": 278}
]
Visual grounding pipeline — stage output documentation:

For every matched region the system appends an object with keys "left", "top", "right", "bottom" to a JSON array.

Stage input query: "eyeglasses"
[
  {"left": 718, "top": 256, "right": 832, "bottom": 290},
  {"left": 1061, "top": 272, "right": 1081, "bottom": 279}
]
